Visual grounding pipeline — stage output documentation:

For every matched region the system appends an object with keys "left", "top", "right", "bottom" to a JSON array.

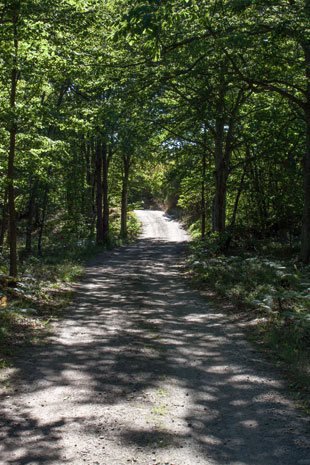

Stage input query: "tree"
[{"left": 217, "top": 0, "right": 310, "bottom": 261}]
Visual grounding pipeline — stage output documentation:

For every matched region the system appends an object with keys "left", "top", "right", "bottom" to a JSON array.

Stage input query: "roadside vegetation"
[
  {"left": 187, "top": 234, "right": 310, "bottom": 411},
  {"left": 0, "top": 210, "right": 140, "bottom": 370},
  {"left": 1, "top": 0, "right": 310, "bottom": 410}
]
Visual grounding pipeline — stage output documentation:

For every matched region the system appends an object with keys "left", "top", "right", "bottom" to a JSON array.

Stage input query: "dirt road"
[{"left": 1, "top": 210, "right": 309, "bottom": 465}]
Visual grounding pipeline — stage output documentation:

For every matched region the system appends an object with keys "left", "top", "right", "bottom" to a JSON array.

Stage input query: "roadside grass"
[
  {"left": 187, "top": 235, "right": 310, "bottom": 411},
  {"left": 0, "top": 210, "right": 141, "bottom": 371},
  {"left": 0, "top": 261, "right": 78, "bottom": 370}
]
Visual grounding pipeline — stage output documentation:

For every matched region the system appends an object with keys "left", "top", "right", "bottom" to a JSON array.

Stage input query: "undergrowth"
[
  {"left": 187, "top": 233, "right": 310, "bottom": 411},
  {"left": 0, "top": 210, "right": 141, "bottom": 371}
]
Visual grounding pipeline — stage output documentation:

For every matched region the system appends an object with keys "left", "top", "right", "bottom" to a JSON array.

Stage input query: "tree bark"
[
  {"left": 230, "top": 156, "right": 248, "bottom": 234},
  {"left": 102, "top": 141, "right": 110, "bottom": 246},
  {"left": 25, "top": 179, "right": 38, "bottom": 255},
  {"left": 213, "top": 114, "right": 227, "bottom": 233},
  {"left": 8, "top": 24, "right": 18, "bottom": 276},
  {"left": 201, "top": 147, "right": 206, "bottom": 239},
  {"left": 95, "top": 139, "right": 103, "bottom": 246},
  {"left": 37, "top": 174, "right": 50, "bottom": 256},
  {"left": 249, "top": 158, "right": 268, "bottom": 233},
  {"left": 213, "top": 167, "right": 227, "bottom": 233},
  {"left": 301, "top": 34, "right": 310, "bottom": 262},
  {"left": 301, "top": 104, "right": 310, "bottom": 261},
  {"left": 84, "top": 138, "right": 96, "bottom": 238},
  {"left": 0, "top": 189, "right": 8, "bottom": 253},
  {"left": 36, "top": 87, "right": 68, "bottom": 255},
  {"left": 8, "top": 124, "right": 17, "bottom": 276},
  {"left": 212, "top": 77, "right": 232, "bottom": 234},
  {"left": 121, "top": 154, "right": 131, "bottom": 239}
]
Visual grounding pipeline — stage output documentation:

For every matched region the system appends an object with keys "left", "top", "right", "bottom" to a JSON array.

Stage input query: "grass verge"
[
  {"left": 187, "top": 235, "right": 310, "bottom": 412},
  {"left": 0, "top": 210, "right": 141, "bottom": 373}
]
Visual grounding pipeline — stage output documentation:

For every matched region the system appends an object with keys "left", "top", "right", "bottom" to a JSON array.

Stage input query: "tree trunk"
[
  {"left": 201, "top": 147, "right": 206, "bottom": 239},
  {"left": 84, "top": 138, "right": 93, "bottom": 216},
  {"left": 36, "top": 87, "right": 68, "bottom": 255},
  {"left": 37, "top": 178, "right": 49, "bottom": 256},
  {"left": 229, "top": 157, "right": 248, "bottom": 233},
  {"left": 8, "top": 124, "right": 17, "bottom": 276},
  {"left": 0, "top": 190, "right": 8, "bottom": 253},
  {"left": 25, "top": 179, "right": 38, "bottom": 255},
  {"left": 213, "top": 167, "right": 227, "bottom": 233},
  {"left": 7, "top": 10, "right": 19, "bottom": 276},
  {"left": 224, "top": 157, "right": 249, "bottom": 254},
  {"left": 121, "top": 154, "right": 130, "bottom": 239},
  {"left": 212, "top": 82, "right": 243, "bottom": 235},
  {"left": 84, "top": 138, "right": 96, "bottom": 238},
  {"left": 95, "top": 139, "right": 103, "bottom": 246},
  {"left": 250, "top": 158, "right": 268, "bottom": 234},
  {"left": 301, "top": 105, "right": 310, "bottom": 262},
  {"left": 301, "top": 36, "right": 310, "bottom": 262},
  {"left": 102, "top": 142, "right": 109, "bottom": 246},
  {"left": 212, "top": 91, "right": 228, "bottom": 234},
  {"left": 213, "top": 118, "right": 227, "bottom": 234}
]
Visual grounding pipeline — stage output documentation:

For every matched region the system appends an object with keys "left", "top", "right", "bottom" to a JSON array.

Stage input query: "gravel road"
[{"left": 1, "top": 210, "right": 309, "bottom": 465}]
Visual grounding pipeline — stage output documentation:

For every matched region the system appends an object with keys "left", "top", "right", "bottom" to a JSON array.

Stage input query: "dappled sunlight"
[
  {"left": 0, "top": 412, "right": 65, "bottom": 465},
  {"left": 1, "top": 234, "right": 309, "bottom": 464}
]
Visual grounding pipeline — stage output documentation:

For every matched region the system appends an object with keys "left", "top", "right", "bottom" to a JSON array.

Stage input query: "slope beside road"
[{"left": 0, "top": 210, "right": 309, "bottom": 465}]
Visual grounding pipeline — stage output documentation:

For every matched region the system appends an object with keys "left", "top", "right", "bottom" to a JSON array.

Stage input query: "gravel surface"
[{"left": 0, "top": 210, "right": 309, "bottom": 465}]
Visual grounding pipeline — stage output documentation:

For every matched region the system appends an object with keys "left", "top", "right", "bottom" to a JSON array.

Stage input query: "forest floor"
[{"left": 1, "top": 210, "right": 310, "bottom": 465}]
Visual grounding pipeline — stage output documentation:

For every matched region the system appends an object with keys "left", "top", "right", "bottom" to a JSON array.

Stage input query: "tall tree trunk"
[
  {"left": 201, "top": 147, "right": 206, "bottom": 239},
  {"left": 37, "top": 86, "right": 68, "bottom": 255},
  {"left": 84, "top": 138, "right": 93, "bottom": 216},
  {"left": 301, "top": 39, "right": 310, "bottom": 262},
  {"left": 0, "top": 189, "right": 8, "bottom": 254},
  {"left": 301, "top": 105, "right": 310, "bottom": 262},
  {"left": 213, "top": 117, "right": 227, "bottom": 233},
  {"left": 84, "top": 138, "right": 96, "bottom": 238},
  {"left": 95, "top": 140, "right": 103, "bottom": 246},
  {"left": 37, "top": 177, "right": 49, "bottom": 256},
  {"left": 213, "top": 167, "right": 227, "bottom": 233},
  {"left": 229, "top": 157, "right": 248, "bottom": 233},
  {"left": 212, "top": 85, "right": 243, "bottom": 234},
  {"left": 247, "top": 157, "right": 267, "bottom": 234},
  {"left": 224, "top": 155, "right": 249, "bottom": 254},
  {"left": 8, "top": 124, "right": 17, "bottom": 276},
  {"left": 121, "top": 154, "right": 131, "bottom": 239},
  {"left": 212, "top": 82, "right": 229, "bottom": 234},
  {"left": 102, "top": 141, "right": 109, "bottom": 245},
  {"left": 25, "top": 179, "right": 38, "bottom": 255},
  {"left": 8, "top": 14, "right": 19, "bottom": 276}
]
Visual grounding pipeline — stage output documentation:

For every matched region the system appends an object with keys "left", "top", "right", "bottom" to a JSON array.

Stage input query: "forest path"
[{"left": 1, "top": 210, "right": 309, "bottom": 465}]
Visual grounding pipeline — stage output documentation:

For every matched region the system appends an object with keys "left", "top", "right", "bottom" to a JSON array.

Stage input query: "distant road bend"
[{"left": 0, "top": 210, "right": 309, "bottom": 465}]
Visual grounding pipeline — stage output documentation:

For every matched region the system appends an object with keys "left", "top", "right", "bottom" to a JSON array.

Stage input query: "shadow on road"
[{"left": 1, "top": 238, "right": 309, "bottom": 464}]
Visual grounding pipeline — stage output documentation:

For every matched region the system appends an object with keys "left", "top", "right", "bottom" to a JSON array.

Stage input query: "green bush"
[{"left": 188, "top": 235, "right": 310, "bottom": 404}]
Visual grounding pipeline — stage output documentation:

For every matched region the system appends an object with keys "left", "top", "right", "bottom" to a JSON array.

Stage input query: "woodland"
[{"left": 1, "top": 1, "right": 310, "bottom": 403}]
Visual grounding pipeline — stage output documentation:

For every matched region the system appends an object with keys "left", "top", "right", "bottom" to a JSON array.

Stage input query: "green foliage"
[
  {"left": 0, "top": 0, "right": 310, "bottom": 401},
  {"left": 188, "top": 220, "right": 203, "bottom": 239},
  {"left": 188, "top": 235, "right": 310, "bottom": 403},
  {"left": 109, "top": 209, "right": 141, "bottom": 246},
  {"left": 0, "top": 0, "right": 308, "bottom": 272},
  {"left": 0, "top": 207, "right": 141, "bottom": 368},
  {"left": 188, "top": 235, "right": 308, "bottom": 314}
]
